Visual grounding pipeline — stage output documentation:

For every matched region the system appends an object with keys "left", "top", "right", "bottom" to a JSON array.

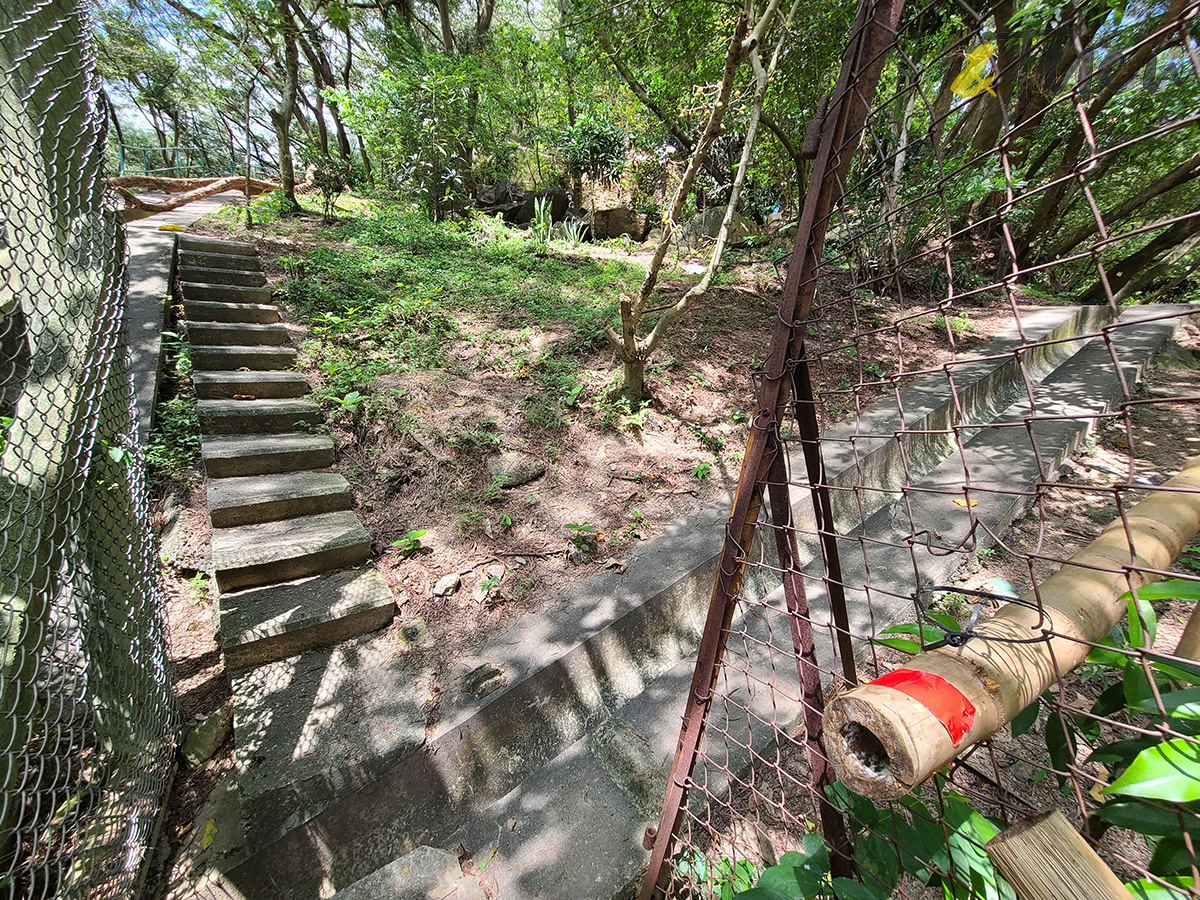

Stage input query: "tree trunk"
[
  {"left": 274, "top": 0, "right": 302, "bottom": 210},
  {"left": 1076, "top": 215, "right": 1200, "bottom": 305},
  {"left": 313, "top": 85, "right": 330, "bottom": 156},
  {"left": 436, "top": 0, "right": 454, "bottom": 53},
  {"left": 623, "top": 356, "right": 646, "bottom": 402},
  {"left": 607, "top": 0, "right": 791, "bottom": 402},
  {"left": 969, "top": 0, "right": 1015, "bottom": 154},
  {"left": 1049, "top": 150, "right": 1200, "bottom": 260},
  {"left": 1017, "top": 0, "right": 1184, "bottom": 264},
  {"left": 112, "top": 175, "right": 276, "bottom": 211}
]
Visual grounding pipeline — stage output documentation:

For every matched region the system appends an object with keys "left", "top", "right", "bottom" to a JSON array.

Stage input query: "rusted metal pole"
[
  {"left": 766, "top": 445, "right": 854, "bottom": 878},
  {"left": 637, "top": 0, "right": 906, "bottom": 895}
]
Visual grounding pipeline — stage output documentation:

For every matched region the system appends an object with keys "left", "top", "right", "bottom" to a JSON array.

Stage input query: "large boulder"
[
  {"left": 504, "top": 187, "right": 570, "bottom": 225},
  {"left": 681, "top": 207, "right": 759, "bottom": 248},
  {"left": 475, "top": 180, "right": 522, "bottom": 209},
  {"left": 589, "top": 207, "right": 651, "bottom": 241}
]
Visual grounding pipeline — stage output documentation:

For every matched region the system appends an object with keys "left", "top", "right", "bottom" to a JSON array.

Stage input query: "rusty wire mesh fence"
[
  {"left": 1, "top": 0, "right": 176, "bottom": 897},
  {"left": 643, "top": 1, "right": 1200, "bottom": 898}
]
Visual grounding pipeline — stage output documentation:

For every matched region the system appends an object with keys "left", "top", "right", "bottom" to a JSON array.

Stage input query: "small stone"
[
  {"left": 462, "top": 663, "right": 507, "bottom": 699},
  {"left": 433, "top": 572, "right": 461, "bottom": 596},
  {"left": 487, "top": 452, "right": 546, "bottom": 488},
  {"left": 486, "top": 563, "right": 506, "bottom": 580},
  {"left": 181, "top": 704, "right": 233, "bottom": 768}
]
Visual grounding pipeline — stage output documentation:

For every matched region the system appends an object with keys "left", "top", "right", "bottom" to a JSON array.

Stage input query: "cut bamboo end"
[
  {"left": 985, "top": 809, "right": 1131, "bottom": 900},
  {"left": 824, "top": 456, "right": 1200, "bottom": 800}
]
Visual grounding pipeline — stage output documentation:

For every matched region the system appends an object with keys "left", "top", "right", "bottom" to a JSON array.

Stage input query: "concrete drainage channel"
[{"left": 171, "top": 246, "right": 1187, "bottom": 900}]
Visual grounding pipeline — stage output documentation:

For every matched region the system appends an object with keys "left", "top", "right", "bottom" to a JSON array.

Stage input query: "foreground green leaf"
[{"left": 1105, "top": 739, "right": 1200, "bottom": 803}]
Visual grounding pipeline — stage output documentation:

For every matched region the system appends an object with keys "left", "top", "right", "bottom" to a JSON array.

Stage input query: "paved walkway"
[{"left": 123, "top": 191, "right": 245, "bottom": 444}]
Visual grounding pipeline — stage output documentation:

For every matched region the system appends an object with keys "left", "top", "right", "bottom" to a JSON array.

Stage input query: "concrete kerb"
[
  {"left": 122, "top": 191, "right": 243, "bottom": 444},
  {"left": 218, "top": 305, "right": 1131, "bottom": 898}
]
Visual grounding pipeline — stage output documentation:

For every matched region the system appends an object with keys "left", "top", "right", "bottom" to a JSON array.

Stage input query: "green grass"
[{"left": 276, "top": 202, "right": 643, "bottom": 426}]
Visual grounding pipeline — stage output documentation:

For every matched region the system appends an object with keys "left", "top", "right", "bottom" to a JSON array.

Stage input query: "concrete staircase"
[
  {"left": 176, "top": 234, "right": 394, "bottom": 674},
  {"left": 189, "top": 293, "right": 1191, "bottom": 900}
]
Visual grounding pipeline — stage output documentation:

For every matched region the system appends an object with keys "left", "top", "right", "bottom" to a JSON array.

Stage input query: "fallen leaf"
[
  {"left": 953, "top": 498, "right": 979, "bottom": 507},
  {"left": 232, "top": 394, "right": 256, "bottom": 401},
  {"left": 600, "top": 558, "right": 627, "bottom": 573},
  {"left": 199, "top": 818, "right": 218, "bottom": 851}
]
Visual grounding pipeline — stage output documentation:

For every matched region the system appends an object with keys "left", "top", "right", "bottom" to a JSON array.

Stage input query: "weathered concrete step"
[
  {"left": 184, "top": 299, "right": 280, "bottom": 325},
  {"left": 212, "top": 511, "right": 371, "bottom": 593},
  {"left": 330, "top": 846, "right": 486, "bottom": 900},
  {"left": 191, "top": 345, "right": 297, "bottom": 371},
  {"left": 202, "top": 432, "right": 335, "bottom": 479},
  {"left": 208, "top": 471, "right": 353, "bottom": 528},
  {"left": 179, "top": 249, "right": 264, "bottom": 273},
  {"left": 178, "top": 264, "right": 267, "bottom": 287},
  {"left": 219, "top": 307, "right": 1188, "bottom": 900},
  {"left": 186, "top": 321, "right": 289, "bottom": 347},
  {"left": 179, "top": 234, "right": 258, "bottom": 256},
  {"left": 183, "top": 282, "right": 273, "bottom": 305},
  {"left": 220, "top": 568, "right": 395, "bottom": 671},
  {"left": 194, "top": 371, "right": 310, "bottom": 401},
  {"left": 198, "top": 398, "right": 323, "bottom": 435}
]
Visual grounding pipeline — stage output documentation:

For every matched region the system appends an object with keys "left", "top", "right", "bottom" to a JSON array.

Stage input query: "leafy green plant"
[
  {"left": 676, "top": 849, "right": 759, "bottom": 900},
  {"left": 731, "top": 782, "right": 1015, "bottom": 900},
  {"left": 531, "top": 195, "right": 552, "bottom": 253},
  {"left": 498, "top": 513, "right": 513, "bottom": 532},
  {"left": 561, "top": 217, "right": 587, "bottom": 247},
  {"left": 0, "top": 415, "right": 12, "bottom": 455},
  {"left": 329, "top": 390, "right": 366, "bottom": 419},
  {"left": 391, "top": 529, "right": 428, "bottom": 557},
  {"left": 692, "top": 461, "right": 712, "bottom": 481},
  {"left": 565, "top": 522, "right": 596, "bottom": 551},
  {"left": 185, "top": 572, "right": 210, "bottom": 605},
  {"left": 147, "top": 394, "right": 201, "bottom": 479}
]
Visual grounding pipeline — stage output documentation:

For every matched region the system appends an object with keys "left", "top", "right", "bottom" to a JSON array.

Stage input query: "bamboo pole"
[
  {"left": 823, "top": 456, "right": 1200, "bottom": 800},
  {"left": 985, "top": 809, "right": 1131, "bottom": 900}
]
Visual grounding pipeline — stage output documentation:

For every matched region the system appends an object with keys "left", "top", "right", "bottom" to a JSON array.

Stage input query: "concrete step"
[
  {"left": 184, "top": 299, "right": 280, "bottom": 325},
  {"left": 212, "top": 510, "right": 372, "bottom": 593},
  {"left": 178, "top": 249, "right": 264, "bottom": 273},
  {"left": 219, "top": 568, "right": 395, "bottom": 671},
  {"left": 191, "top": 345, "right": 297, "bottom": 371},
  {"left": 194, "top": 371, "right": 310, "bottom": 401},
  {"left": 208, "top": 470, "right": 353, "bottom": 528},
  {"left": 330, "top": 846, "right": 485, "bottom": 900},
  {"left": 185, "top": 321, "right": 289, "bottom": 347},
  {"left": 216, "top": 306, "right": 1187, "bottom": 900},
  {"left": 202, "top": 432, "right": 335, "bottom": 479},
  {"left": 186, "top": 321, "right": 289, "bottom": 347},
  {"left": 179, "top": 234, "right": 258, "bottom": 256},
  {"left": 183, "top": 282, "right": 273, "bottom": 305},
  {"left": 178, "top": 264, "right": 267, "bottom": 287},
  {"left": 198, "top": 398, "right": 323, "bottom": 435}
]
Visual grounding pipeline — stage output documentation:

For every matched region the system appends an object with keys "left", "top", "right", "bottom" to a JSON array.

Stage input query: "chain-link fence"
[
  {"left": 1, "top": 1, "right": 177, "bottom": 897},
  {"left": 643, "top": 1, "right": 1200, "bottom": 898}
]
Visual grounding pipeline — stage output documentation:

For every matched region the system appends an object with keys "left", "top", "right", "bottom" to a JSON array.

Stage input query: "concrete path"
[{"left": 123, "top": 191, "right": 244, "bottom": 444}]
